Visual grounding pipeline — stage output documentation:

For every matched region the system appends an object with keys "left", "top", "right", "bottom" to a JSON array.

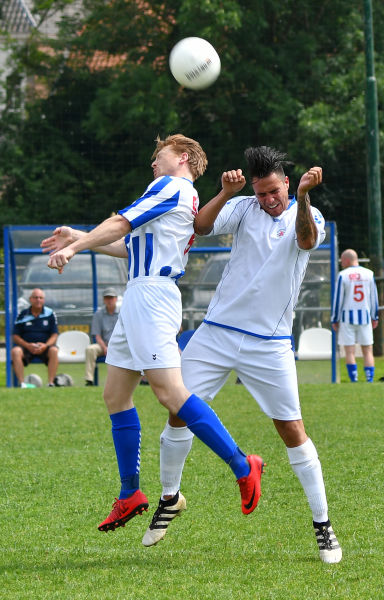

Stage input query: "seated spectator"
[
  {"left": 12, "top": 288, "right": 59, "bottom": 387},
  {"left": 85, "top": 288, "right": 119, "bottom": 386}
]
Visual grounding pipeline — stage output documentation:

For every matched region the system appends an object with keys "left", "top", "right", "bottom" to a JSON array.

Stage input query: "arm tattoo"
[{"left": 296, "top": 193, "right": 317, "bottom": 250}]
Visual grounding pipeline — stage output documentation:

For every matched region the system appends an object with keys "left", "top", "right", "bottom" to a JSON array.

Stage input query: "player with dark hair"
[
  {"left": 331, "top": 248, "right": 379, "bottom": 382},
  {"left": 143, "top": 145, "right": 342, "bottom": 563},
  {"left": 243, "top": 145, "right": 288, "bottom": 178},
  {"left": 45, "top": 134, "right": 264, "bottom": 534}
]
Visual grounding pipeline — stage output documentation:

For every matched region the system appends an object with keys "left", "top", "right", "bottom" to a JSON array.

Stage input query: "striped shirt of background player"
[{"left": 332, "top": 266, "right": 379, "bottom": 325}]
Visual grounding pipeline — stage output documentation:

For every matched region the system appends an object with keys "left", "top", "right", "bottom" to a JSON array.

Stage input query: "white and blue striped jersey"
[
  {"left": 203, "top": 195, "right": 325, "bottom": 338},
  {"left": 118, "top": 175, "right": 198, "bottom": 281},
  {"left": 331, "top": 265, "right": 379, "bottom": 325}
]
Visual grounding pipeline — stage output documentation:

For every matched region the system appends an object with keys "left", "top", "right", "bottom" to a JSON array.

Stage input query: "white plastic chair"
[
  {"left": 57, "top": 330, "right": 90, "bottom": 363},
  {"left": 297, "top": 327, "right": 332, "bottom": 360}
]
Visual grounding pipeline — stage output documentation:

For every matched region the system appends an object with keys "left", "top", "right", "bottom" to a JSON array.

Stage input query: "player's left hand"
[
  {"left": 297, "top": 166, "right": 322, "bottom": 197},
  {"left": 41, "top": 226, "right": 74, "bottom": 254},
  {"left": 48, "top": 247, "right": 75, "bottom": 273}
]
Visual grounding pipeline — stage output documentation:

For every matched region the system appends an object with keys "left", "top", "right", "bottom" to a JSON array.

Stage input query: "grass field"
[
  {"left": 1, "top": 364, "right": 384, "bottom": 600},
  {"left": 2, "top": 355, "right": 384, "bottom": 388}
]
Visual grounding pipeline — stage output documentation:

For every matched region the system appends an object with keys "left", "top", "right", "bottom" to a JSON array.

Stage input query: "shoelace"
[
  {"left": 149, "top": 501, "right": 167, "bottom": 527},
  {"left": 109, "top": 498, "right": 125, "bottom": 519},
  {"left": 319, "top": 526, "right": 333, "bottom": 549}
]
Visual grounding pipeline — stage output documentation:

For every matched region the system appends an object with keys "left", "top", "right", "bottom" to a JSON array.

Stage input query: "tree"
[{"left": 0, "top": 0, "right": 383, "bottom": 255}]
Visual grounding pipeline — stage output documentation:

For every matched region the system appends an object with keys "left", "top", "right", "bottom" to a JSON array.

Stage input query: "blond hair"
[{"left": 152, "top": 134, "right": 208, "bottom": 180}]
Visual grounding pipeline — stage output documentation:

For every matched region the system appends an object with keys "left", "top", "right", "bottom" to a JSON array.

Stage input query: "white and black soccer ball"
[
  {"left": 169, "top": 37, "right": 221, "bottom": 90},
  {"left": 54, "top": 373, "right": 74, "bottom": 387},
  {"left": 25, "top": 373, "right": 43, "bottom": 387}
]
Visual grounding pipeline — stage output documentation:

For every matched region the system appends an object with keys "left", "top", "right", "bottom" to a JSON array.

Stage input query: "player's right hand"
[
  {"left": 41, "top": 226, "right": 73, "bottom": 254},
  {"left": 222, "top": 169, "right": 246, "bottom": 194},
  {"left": 47, "top": 247, "right": 75, "bottom": 273}
]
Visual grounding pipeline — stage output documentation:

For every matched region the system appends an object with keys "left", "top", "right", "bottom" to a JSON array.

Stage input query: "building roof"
[{"left": 0, "top": 0, "right": 37, "bottom": 34}]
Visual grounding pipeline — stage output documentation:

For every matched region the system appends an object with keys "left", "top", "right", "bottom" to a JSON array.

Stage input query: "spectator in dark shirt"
[{"left": 12, "top": 288, "right": 59, "bottom": 387}]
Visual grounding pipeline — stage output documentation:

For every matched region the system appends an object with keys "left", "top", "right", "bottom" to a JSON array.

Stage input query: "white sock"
[
  {"left": 287, "top": 438, "right": 329, "bottom": 523},
  {"left": 160, "top": 421, "right": 194, "bottom": 498}
]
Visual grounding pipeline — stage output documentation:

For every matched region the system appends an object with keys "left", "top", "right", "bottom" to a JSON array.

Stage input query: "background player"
[
  {"left": 331, "top": 248, "right": 379, "bottom": 382},
  {"left": 45, "top": 134, "right": 264, "bottom": 535}
]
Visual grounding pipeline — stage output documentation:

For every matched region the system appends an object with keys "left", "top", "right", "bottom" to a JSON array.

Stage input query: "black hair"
[{"left": 244, "top": 146, "right": 288, "bottom": 180}]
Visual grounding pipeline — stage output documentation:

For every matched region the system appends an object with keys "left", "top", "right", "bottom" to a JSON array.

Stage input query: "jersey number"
[{"left": 353, "top": 284, "right": 364, "bottom": 302}]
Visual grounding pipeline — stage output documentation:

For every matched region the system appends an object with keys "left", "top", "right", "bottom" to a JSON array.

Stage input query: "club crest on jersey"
[
  {"left": 275, "top": 228, "right": 286, "bottom": 238},
  {"left": 349, "top": 272, "right": 361, "bottom": 281}
]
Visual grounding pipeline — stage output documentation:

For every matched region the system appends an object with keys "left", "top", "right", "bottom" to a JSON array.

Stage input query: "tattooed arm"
[{"left": 295, "top": 167, "right": 322, "bottom": 250}]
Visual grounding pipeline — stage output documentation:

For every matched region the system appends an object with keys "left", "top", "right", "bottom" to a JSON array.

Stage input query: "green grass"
[
  {"left": 1, "top": 376, "right": 384, "bottom": 599},
  {"left": 2, "top": 353, "right": 384, "bottom": 389},
  {"left": 0, "top": 360, "right": 110, "bottom": 389},
  {"left": 297, "top": 356, "right": 384, "bottom": 384}
]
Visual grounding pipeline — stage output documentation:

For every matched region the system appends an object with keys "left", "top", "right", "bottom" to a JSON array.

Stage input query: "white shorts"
[
  {"left": 338, "top": 321, "right": 373, "bottom": 346},
  {"left": 181, "top": 323, "right": 301, "bottom": 421},
  {"left": 106, "top": 277, "right": 182, "bottom": 371}
]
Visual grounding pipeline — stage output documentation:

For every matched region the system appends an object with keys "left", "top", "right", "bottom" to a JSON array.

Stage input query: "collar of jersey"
[
  {"left": 28, "top": 306, "right": 45, "bottom": 316},
  {"left": 272, "top": 195, "right": 296, "bottom": 222}
]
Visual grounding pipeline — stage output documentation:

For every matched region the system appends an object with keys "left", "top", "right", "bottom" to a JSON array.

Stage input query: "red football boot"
[
  {"left": 237, "top": 454, "right": 265, "bottom": 515},
  {"left": 98, "top": 489, "right": 149, "bottom": 532}
]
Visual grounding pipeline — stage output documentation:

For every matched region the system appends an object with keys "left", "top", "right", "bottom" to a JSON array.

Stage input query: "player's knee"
[
  {"left": 154, "top": 387, "right": 189, "bottom": 413},
  {"left": 273, "top": 418, "right": 306, "bottom": 446},
  {"left": 154, "top": 389, "right": 173, "bottom": 408}
]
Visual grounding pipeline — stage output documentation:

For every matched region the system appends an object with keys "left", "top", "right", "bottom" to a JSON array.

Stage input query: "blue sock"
[
  {"left": 177, "top": 394, "right": 250, "bottom": 479},
  {"left": 346, "top": 363, "right": 358, "bottom": 382},
  {"left": 364, "top": 366, "right": 375, "bottom": 382},
  {"left": 110, "top": 408, "right": 141, "bottom": 499}
]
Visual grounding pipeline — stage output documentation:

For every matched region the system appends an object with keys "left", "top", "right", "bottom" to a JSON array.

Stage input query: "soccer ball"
[
  {"left": 169, "top": 37, "right": 221, "bottom": 90},
  {"left": 54, "top": 373, "right": 74, "bottom": 387},
  {"left": 25, "top": 373, "right": 43, "bottom": 387}
]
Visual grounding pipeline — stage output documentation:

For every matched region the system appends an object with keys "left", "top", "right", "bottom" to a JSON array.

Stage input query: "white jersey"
[
  {"left": 203, "top": 195, "right": 325, "bottom": 338},
  {"left": 118, "top": 175, "right": 198, "bottom": 281},
  {"left": 331, "top": 265, "right": 379, "bottom": 325}
]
